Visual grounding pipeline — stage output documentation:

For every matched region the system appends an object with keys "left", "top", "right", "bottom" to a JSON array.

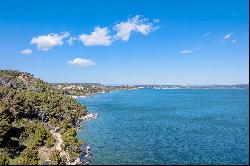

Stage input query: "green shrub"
[
  {"left": 18, "top": 146, "right": 39, "bottom": 165},
  {"left": 49, "top": 150, "right": 64, "bottom": 165},
  {"left": 0, "top": 70, "right": 87, "bottom": 162},
  {"left": 62, "top": 128, "right": 82, "bottom": 161},
  {"left": 45, "top": 134, "right": 56, "bottom": 148},
  {"left": 0, "top": 153, "right": 9, "bottom": 165}
]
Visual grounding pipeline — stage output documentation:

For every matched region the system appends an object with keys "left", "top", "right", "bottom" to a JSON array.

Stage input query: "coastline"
[
  {"left": 45, "top": 112, "right": 98, "bottom": 165},
  {"left": 77, "top": 112, "right": 99, "bottom": 165},
  {"left": 72, "top": 95, "right": 86, "bottom": 99},
  {"left": 74, "top": 88, "right": 141, "bottom": 165}
]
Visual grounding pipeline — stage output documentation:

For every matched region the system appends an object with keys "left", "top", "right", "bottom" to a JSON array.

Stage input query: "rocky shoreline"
[
  {"left": 77, "top": 113, "right": 98, "bottom": 165},
  {"left": 66, "top": 86, "right": 143, "bottom": 165},
  {"left": 42, "top": 112, "right": 98, "bottom": 165}
]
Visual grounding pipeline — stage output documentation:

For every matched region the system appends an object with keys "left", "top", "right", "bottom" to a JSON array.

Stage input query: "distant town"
[
  {"left": 139, "top": 84, "right": 249, "bottom": 90},
  {"left": 50, "top": 83, "right": 143, "bottom": 98}
]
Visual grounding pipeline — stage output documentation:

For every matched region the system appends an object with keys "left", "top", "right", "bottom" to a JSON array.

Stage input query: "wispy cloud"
[
  {"left": 203, "top": 32, "right": 210, "bottom": 37},
  {"left": 31, "top": 32, "right": 70, "bottom": 51},
  {"left": 79, "top": 27, "right": 112, "bottom": 46},
  {"left": 212, "top": 33, "right": 237, "bottom": 45},
  {"left": 67, "top": 37, "right": 78, "bottom": 45},
  {"left": 68, "top": 58, "right": 95, "bottom": 67},
  {"left": 223, "top": 33, "right": 233, "bottom": 40},
  {"left": 194, "top": 44, "right": 202, "bottom": 51},
  {"left": 113, "top": 15, "right": 158, "bottom": 41},
  {"left": 153, "top": 18, "right": 160, "bottom": 23},
  {"left": 20, "top": 49, "right": 32, "bottom": 55},
  {"left": 180, "top": 49, "right": 193, "bottom": 54}
]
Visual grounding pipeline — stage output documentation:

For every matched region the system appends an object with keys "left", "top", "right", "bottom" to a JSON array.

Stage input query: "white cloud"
[
  {"left": 31, "top": 32, "right": 70, "bottom": 51},
  {"left": 113, "top": 15, "right": 158, "bottom": 41},
  {"left": 153, "top": 18, "right": 160, "bottom": 23},
  {"left": 223, "top": 33, "right": 233, "bottom": 40},
  {"left": 180, "top": 50, "right": 193, "bottom": 54},
  {"left": 203, "top": 32, "right": 210, "bottom": 37},
  {"left": 212, "top": 33, "right": 238, "bottom": 45},
  {"left": 79, "top": 27, "right": 112, "bottom": 46},
  {"left": 68, "top": 58, "right": 95, "bottom": 67},
  {"left": 20, "top": 49, "right": 32, "bottom": 55},
  {"left": 27, "top": 15, "right": 159, "bottom": 49},
  {"left": 67, "top": 36, "right": 78, "bottom": 45}
]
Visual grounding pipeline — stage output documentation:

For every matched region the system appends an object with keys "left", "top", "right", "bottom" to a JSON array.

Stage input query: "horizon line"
[{"left": 49, "top": 82, "right": 249, "bottom": 86}]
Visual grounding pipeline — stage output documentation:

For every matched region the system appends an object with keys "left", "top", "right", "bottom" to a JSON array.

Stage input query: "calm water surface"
[{"left": 77, "top": 89, "right": 249, "bottom": 165}]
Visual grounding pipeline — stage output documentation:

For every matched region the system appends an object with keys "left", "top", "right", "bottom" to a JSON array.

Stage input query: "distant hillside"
[
  {"left": 0, "top": 70, "right": 53, "bottom": 92},
  {"left": 0, "top": 70, "right": 87, "bottom": 165},
  {"left": 51, "top": 82, "right": 103, "bottom": 86},
  {"left": 51, "top": 82, "right": 141, "bottom": 97}
]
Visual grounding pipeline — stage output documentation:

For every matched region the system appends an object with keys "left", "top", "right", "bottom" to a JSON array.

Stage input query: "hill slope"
[{"left": 0, "top": 70, "right": 87, "bottom": 165}]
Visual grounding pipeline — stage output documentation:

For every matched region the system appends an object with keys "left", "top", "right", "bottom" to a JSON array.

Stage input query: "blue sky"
[{"left": 0, "top": 0, "right": 249, "bottom": 85}]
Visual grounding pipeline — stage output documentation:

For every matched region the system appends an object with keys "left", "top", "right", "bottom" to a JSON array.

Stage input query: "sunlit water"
[{"left": 77, "top": 89, "right": 249, "bottom": 165}]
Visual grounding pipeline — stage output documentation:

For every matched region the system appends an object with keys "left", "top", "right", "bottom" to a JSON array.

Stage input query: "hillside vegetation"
[{"left": 0, "top": 70, "right": 87, "bottom": 165}]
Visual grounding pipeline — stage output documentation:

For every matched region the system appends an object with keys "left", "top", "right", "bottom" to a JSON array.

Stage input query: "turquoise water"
[{"left": 77, "top": 89, "right": 249, "bottom": 165}]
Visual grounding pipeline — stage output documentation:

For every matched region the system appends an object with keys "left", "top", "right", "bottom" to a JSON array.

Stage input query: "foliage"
[
  {"left": 0, "top": 102, "right": 13, "bottom": 143},
  {"left": 49, "top": 150, "right": 64, "bottom": 165},
  {"left": 0, "top": 153, "right": 9, "bottom": 165},
  {"left": 26, "top": 123, "right": 49, "bottom": 147},
  {"left": 18, "top": 146, "right": 39, "bottom": 165},
  {"left": 62, "top": 128, "right": 82, "bottom": 161},
  {"left": 45, "top": 134, "right": 56, "bottom": 148},
  {"left": 0, "top": 70, "right": 87, "bottom": 164}
]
